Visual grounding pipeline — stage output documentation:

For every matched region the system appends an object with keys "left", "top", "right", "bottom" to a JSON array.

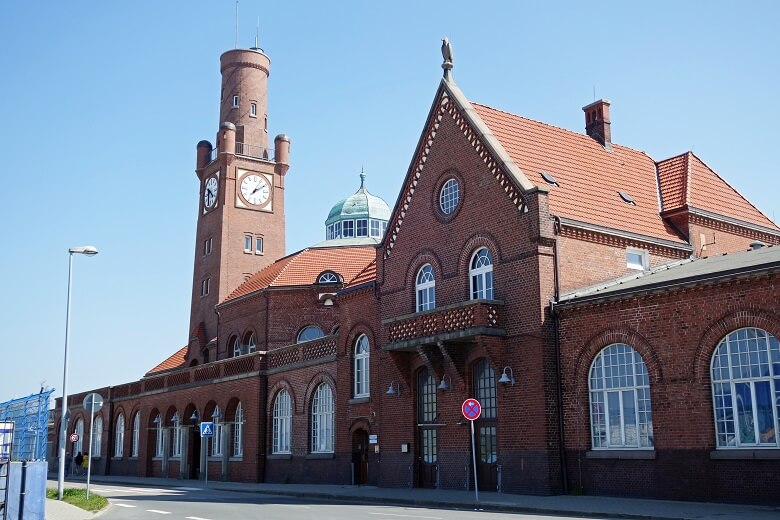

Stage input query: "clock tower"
[{"left": 188, "top": 46, "right": 290, "bottom": 364}]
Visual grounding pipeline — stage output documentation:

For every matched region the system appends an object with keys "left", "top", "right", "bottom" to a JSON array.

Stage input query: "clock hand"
[{"left": 251, "top": 181, "right": 264, "bottom": 195}]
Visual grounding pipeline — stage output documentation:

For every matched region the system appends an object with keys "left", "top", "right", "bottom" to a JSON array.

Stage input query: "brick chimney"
[{"left": 583, "top": 99, "right": 611, "bottom": 149}]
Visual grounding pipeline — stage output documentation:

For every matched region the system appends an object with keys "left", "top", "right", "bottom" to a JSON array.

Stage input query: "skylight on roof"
[
  {"left": 540, "top": 171, "right": 559, "bottom": 186},
  {"left": 618, "top": 191, "right": 636, "bottom": 205}
]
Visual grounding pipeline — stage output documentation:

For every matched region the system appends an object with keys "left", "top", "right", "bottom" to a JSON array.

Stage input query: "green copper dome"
[{"left": 322, "top": 174, "right": 391, "bottom": 244}]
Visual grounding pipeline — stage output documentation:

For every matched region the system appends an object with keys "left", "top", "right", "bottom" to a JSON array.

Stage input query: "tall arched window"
[
  {"left": 131, "top": 412, "right": 140, "bottom": 457},
  {"left": 416, "top": 264, "right": 436, "bottom": 312},
  {"left": 74, "top": 418, "right": 84, "bottom": 455},
  {"left": 154, "top": 414, "right": 164, "bottom": 457},
  {"left": 417, "top": 368, "right": 438, "bottom": 466},
  {"left": 711, "top": 327, "right": 779, "bottom": 448},
  {"left": 311, "top": 383, "right": 334, "bottom": 453},
  {"left": 272, "top": 390, "right": 292, "bottom": 454},
  {"left": 470, "top": 248, "right": 494, "bottom": 300},
  {"left": 589, "top": 343, "right": 654, "bottom": 449},
  {"left": 114, "top": 414, "right": 125, "bottom": 458},
  {"left": 233, "top": 402, "right": 244, "bottom": 457},
  {"left": 171, "top": 411, "right": 182, "bottom": 458},
  {"left": 246, "top": 333, "right": 256, "bottom": 354},
  {"left": 473, "top": 359, "right": 497, "bottom": 466},
  {"left": 230, "top": 336, "right": 241, "bottom": 357},
  {"left": 354, "top": 335, "right": 370, "bottom": 398},
  {"left": 297, "top": 325, "right": 324, "bottom": 343},
  {"left": 91, "top": 415, "right": 103, "bottom": 457},
  {"left": 212, "top": 406, "right": 223, "bottom": 456}
]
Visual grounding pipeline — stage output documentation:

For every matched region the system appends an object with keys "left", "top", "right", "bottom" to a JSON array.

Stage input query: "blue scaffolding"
[{"left": 0, "top": 390, "right": 54, "bottom": 461}]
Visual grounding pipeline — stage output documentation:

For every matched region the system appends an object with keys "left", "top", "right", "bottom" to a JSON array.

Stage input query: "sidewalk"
[{"left": 47, "top": 473, "right": 780, "bottom": 520}]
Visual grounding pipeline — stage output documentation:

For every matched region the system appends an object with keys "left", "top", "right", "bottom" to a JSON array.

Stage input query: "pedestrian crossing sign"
[{"left": 200, "top": 422, "right": 214, "bottom": 437}]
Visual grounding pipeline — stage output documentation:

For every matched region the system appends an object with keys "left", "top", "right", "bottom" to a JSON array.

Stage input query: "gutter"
[{"left": 557, "top": 217, "right": 693, "bottom": 252}]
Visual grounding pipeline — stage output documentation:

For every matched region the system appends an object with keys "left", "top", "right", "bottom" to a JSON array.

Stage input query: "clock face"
[
  {"left": 240, "top": 174, "right": 270, "bottom": 206},
  {"left": 204, "top": 177, "right": 218, "bottom": 208}
]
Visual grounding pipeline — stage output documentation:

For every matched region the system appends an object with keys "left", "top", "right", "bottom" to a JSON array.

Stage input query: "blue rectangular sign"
[{"left": 200, "top": 421, "right": 215, "bottom": 438}]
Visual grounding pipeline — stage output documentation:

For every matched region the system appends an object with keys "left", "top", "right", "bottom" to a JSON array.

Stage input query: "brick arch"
[
  {"left": 303, "top": 372, "right": 337, "bottom": 415},
  {"left": 693, "top": 307, "right": 780, "bottom": 383},
  {"left": 343, "top": 321, "right": 377, "bottom": 355},
  {"left": 457, "top": 232, "right": 502, "bottom": 277},
  {"left": 225, "top": 397, "right": 242, "bottom": 421},
  {"left": 349, "top": 417, "right": 372, "bottom": 435},
  {"left": 266, "top": 379, "right": 297, "bottom": 417},
  {"left": 404, "top": 250, "right": 444, "bottom": 292},
  {"left": 573, "top": 328, "right": 664, "bottom": 395}
]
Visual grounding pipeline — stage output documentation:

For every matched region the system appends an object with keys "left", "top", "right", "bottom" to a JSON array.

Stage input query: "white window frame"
[
  {"left": 626, "top": 248, "right": 649, "bottom": 271},
  {"left": 171, "top": 414, "right": 182, "bottom": 458},
  {"left": 233, "top": 402, "right": 244, "bottom": 457},
  {"left": 74, "top": 418, "right": 84, "bottom": 455},
  {"left": 250, "top": 102, "right": 257, "bottom": 117},
  {"left": 297, "top": 325, "right": 325, "bottom": 343},
  {"left": 589, "top": 343, "right": 654, "bottom": 450},
  {"left": 354, "top": 334, "right": 370, "bottom": 398},
  {"left": 114, "top": 414, "right": 125, "bottom": 458},
  {"left": 470, "top": 248, "right": 494, "bottom": 300},
  {"left": 211, "top": 406, "right": 223, "bottom": 457},
  {"left": 439, "top": 178, "right": 460, "bottom": 215},
  {"left": 231, "top": 336, "right": 241, "bottom": 357},
  {"left": 131, "top": 412, "right": 140, "bottom": 457},
  {"left": 232, "top": 95, "right": 239, "bottom": 108},
  {"left": 244, "top": 235, "right": 253, "bottom": 253},
  {"left": 272, "top": 390, "right": 292, "bottom": 454},
  {"left": 246, "top": 333, "right": 256, "bottom": 354},
  {"left": 711, "top": 327, "right": 780, "bottom": 449},
  {"left": 370, "top": 219, "right": 381, "bottom": 238},
  {"left": 356, "top": 219, "right": 368, "bottom": 237},
  {"left": 318, "top": 272, "right": 339, "bottom": 284},
  {"left": 342, "top": 220, "right": 355, "bottom": 238},
  {"left": 311, "top": 383, "right": 334, "bottom": 453},
  {"left": 91, "top": 415, "right": 103, "bottom": 457},
  {"left": 416, "top": 264, "right": 436, "bottom": 312},
  {"left": 255, "top": 236, "right": 264, "bottom": 255},
  {"left": 155, "top": 414, "right": 164, "bottom": 457}
]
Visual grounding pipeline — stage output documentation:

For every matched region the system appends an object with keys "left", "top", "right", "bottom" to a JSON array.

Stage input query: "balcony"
[
  {"left": 382, "top": 299, "right": 505, "bottom": 351},
  {"left": 267, "top": 335, "right": 338, "bottom": 373}
]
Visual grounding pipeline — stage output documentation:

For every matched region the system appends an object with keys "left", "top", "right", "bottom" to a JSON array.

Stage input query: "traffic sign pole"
[
  {"left": 462, "top": 398, "right": 482, "bottom": 507},
  {"left": 470, "top": 419, "right": 479, "bottom": 505},
  {"left": 86, "top": 397, "right": 94, "bottom": 499}
]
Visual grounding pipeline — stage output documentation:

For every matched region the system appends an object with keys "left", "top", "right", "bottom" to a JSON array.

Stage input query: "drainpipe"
[{"left": 551, "top": 216, "right": 568, "bottom": 494}]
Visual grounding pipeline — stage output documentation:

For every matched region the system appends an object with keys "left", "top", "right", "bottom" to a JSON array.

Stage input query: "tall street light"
[{"left": 57, "top": 246, "right": 98, "bottom": 500}]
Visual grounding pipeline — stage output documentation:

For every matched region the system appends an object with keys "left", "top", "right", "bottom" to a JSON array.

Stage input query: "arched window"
[
  {"left": 272, "top": 390, "right": 292, "bottom": 454},
  {"left": 297, "top": 325, "right": 324, "bottom": 343},
  {"left": 416, "top": 264, "right": 436, "bottom": 312},
  {"left": 91, "top": 415, "right": 103, "bottom": 457},
  {"left": 171, "top": 411, "right": 182, "bottom": 458},
  {"left": 317, "top": 271, "right": 340, "bottom": 284},
  {"left": 74, "top": 418, "right": 84, "bottom": 455},
  {"left": 711, "top": 327, "right": 779, "bottom": 448},
  {"left": 245, "top": 333, "right": 256, "bottom": 354},
  {"left": 311, "top": 383, "right": 334, "bottom": 453},
  {"left": 131, "top": 412, "right": 140, "bottom": 457},
  {"left": 233, "top": 402, "right": 244, "bottom": 457},
  {"left": 417, "top": 368, "right": 438, "bottom": 464},
  {"left": 354, "top": 335, "right": 370, "bottom": 398},
  {"left": 230, "top": 336, "right": 241, "bottom": 357},
  {"left": 114, "top": 414, "right": 125, "bottom": 458},
  {"left": 589, "top": 343, "right": 654, "bottom": 449},
  {"left": 470, "top": 248, "right": 494, "bottom": 300},
  {"left": 212, "top": 406, "right": 223, "bottom": 456},
  {"left": 473, "top": 359, "right": 497, "bottom": 465},
  {"left": 154, "top": 414, "right": 164, "bottom": 457}
]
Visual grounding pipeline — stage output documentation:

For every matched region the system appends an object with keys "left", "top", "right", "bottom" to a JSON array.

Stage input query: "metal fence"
[{"left": 0, "top": 390, "right": 54, "bottom": 461}]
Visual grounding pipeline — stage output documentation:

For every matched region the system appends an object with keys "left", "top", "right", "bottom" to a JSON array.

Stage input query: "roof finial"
[
  {"left": 360, "top": 167, "right": 366, "bottom": 189},
  {"left": 253, "top": 16, "right": 260, "bottom": 50},
  {"left": 441, "top": 37, "right": 454, "bottom": 81}
]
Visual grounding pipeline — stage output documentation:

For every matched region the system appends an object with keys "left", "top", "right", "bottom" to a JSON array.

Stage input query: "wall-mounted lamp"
[
  {"left": 211, "top": 409, "right": 221, "bottom": 420},
  {"left": 172, "top": 412, "right": 180, "bottom": 424},
  {"left": 386, "top": 381, "right": 400, "bottom": 397},
  {"left": 498, "top": 366, "right": 516, "bottom": 386},
  {"left": 190, "top": 411, "right": 199, "bottom": 422},
  {"left": 152, "top": 416, "right": 161, "bottom": 425},
  {"left": 438, "top": 374, "right": 452, "bottom": 392}
]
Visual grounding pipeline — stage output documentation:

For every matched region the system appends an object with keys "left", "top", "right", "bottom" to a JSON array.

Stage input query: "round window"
[{"left": 439, "top": 178, "right": 460, "bottom": 215}]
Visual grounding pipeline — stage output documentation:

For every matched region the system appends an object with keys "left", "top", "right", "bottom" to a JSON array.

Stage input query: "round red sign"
[
  {"left": 69, "top": 433, "right": 79, "bottom": 443},
  {"left": 461, "top": 398, "right": 482, "bottom": 421}
]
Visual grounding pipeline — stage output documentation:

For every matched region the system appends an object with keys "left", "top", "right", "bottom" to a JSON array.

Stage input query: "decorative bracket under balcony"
[{"left": 382, "top": 299, "right": 505, "bottom": 352}]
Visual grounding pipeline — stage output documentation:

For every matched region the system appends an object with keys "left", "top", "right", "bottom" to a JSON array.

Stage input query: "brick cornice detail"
[
  {"left": 221, "top": 61, "right": 269, "bottom": 76},
  {"left": 558, "top": 225, "right": 688, "bottom": 258}
]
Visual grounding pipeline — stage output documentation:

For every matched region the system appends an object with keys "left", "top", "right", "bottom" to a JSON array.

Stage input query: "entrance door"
[
  {"left": 351, "top": 429, "right": 368, "bottom": 485},
  {"left": 473, "top": 359, "right": 498, "bottom": 491},
  {"left": 417, "top": 368, "right": 438, "bottom": 488},
  {"left": 189, "top": 430, "right": 201, "bottom": 480},
  {"left": 476, "top": 424, "right": 498, "bottom": 491}
]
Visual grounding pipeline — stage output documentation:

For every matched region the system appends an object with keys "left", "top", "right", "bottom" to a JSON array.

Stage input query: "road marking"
[
  {"left": 177, "top": 487, "right": 201, "bottom": 491},
  {"left": 146, "top": 510, "right": 172, "bottom": 515},
  {"left": 186, "top": 517, "right": 213, "bottom": 520},
  {"left": 114, "top": 503, "right": 135, "bottom": 508},
  {"left": 270, "top": 504, "right": 311, "bottom": 508},
  {"left": 368, "top": 514, "right": 443, "bottom": 520}
]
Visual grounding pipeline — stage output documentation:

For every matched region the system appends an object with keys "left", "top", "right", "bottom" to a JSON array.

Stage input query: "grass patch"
[{"left": 46, "top": 488, "right": 109, "bottom": 512}]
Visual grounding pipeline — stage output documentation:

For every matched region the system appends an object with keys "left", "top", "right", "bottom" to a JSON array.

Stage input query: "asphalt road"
[{"left": 74, "top": 482, "right": 602, "bottom": 520}]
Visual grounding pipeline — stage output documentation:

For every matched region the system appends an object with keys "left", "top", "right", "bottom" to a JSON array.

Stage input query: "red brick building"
[{"left": 51, "top": 42, "right": 780, "bottom": 504}]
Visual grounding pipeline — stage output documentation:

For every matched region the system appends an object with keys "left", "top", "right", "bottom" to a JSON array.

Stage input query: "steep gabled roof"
[
  {"left": 657, "top": 152, "right": 778, "bottom": 231},
  {"left": 145, "top": 345, "right": 187, "bottom": 376},
  {"left": 472, "top": 103, "right": 686, "bottom": 245},
  {"left": 223, "top": 245, "right": 376, "bottom": 302}
]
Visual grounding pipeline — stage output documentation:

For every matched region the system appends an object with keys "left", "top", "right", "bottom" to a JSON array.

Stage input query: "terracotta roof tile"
[
  {"left": 145, "top": 345, "right": 187, "bottom": 376},
  {"left": 472, "top": 103, "right": 685, "bottom": 244},
  {"left": 656, "top": 152, "right": 689, "bottom": 211},
  {"left": 345, "top": 259, "right": 376, "bottom": 288},
  {"left": 224, "top": 245, "right": 376, "bottom": 302}
]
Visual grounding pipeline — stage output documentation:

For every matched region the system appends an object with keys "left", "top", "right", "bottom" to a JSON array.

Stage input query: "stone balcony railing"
[
  {"left": 382, "top": 299, "right": 505, "bottom": 351},
  {"left": 267, "top": 334, "right": 338, "bottom": 372}
]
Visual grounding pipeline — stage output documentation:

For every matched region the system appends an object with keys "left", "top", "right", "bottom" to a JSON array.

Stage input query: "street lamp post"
[{"left": 57, "top": 246, "right": 98, "bottom": 500}]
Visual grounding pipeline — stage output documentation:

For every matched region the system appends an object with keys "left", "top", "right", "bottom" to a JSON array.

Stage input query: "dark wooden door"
[
  {"left": 417, "top": 368, "right": 438, "bottom": 488},
  {"left": 476, "top": 424, "right": 498, "bottom": 491},
  {"left": 189, "top": 430, "right": 200, "bottom": 480},
  {"left": 417, "top": 427, "right": 437, "bottom": 488},
  {"left": 352, "top": 429, "right": 368, "bottom": 485}
]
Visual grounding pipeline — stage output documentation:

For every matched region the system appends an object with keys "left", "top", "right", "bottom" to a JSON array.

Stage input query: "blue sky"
[{"left": 1, "top": 1, "right": 777, "bottom": 401}]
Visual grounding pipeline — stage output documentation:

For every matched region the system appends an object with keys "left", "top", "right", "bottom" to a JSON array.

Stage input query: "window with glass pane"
[
  {"left": 416, "top": 264, "right": 436, "bottom": 312},
  {"left": 155, "top": 415, "right": 164, "bottom": 457},
  {"left": 255, "top": 237, "right": 264, "bottom": 254},
  {"left": 233, "top": 402, "right": 244, "bottom": 457},
  {"left": 318, "top": 272, "right": 339, "bottom": 284},
  {"left": 74, "top": 419, "right": 84, "bottom": 455},
  {"left": 354, "top": 335, "right": 370, "bottom": 397},
  {"left": 470, "top": 248, "right": 494, "bottom": 300},
  {"left": 244, "top": 235, "right": 252, "bottom": 252},
  {"left": 212, "top": 407, "right": 223, "bottom": 456},
  {"left": 589, "top": 343, "right": 654, "bottom": 449},
  {"left": 172, "top": 418, "right": 182, "bottom": 458},
  {"left": 342, "top": 220, "right": 354, "bottom": 237},
  {"left": 711, "top": 327, "right": 780, "bottom": 448},
  {"left": 439, "top": 178, "right": 460, "bottom": 215},
  {"left": 272, "top": 391, "right": 292, "bottom": 454},
  {"left": 297, "top": 325, "right": 325, "bottom": 343},
  {"left": 311, "top": 383, "right": 334, "bottom": 453},
  {"left": 474, "top": 359, "right": 497, "bottom": 419},
  {"left": 370, "top": 219, "right": 381, "bottom": 237},
  {"left": 131, "top": 412, "right": 139, "bottom": 457},
  {"left": 231, "top": 336, "right": 241, "bottom": 357},
  {"left": 246, "top": 333, "right": 256, "bottom": 353},
  {"left": 356, "top": 219, "right": 368, "bottom": 237},
  {"left": 417, "top": 369, "right": 438, "bottom": 463},
  {"left": 91, "top": 415, "right": 103, "bottom": 457},
  {"left": 114, "top": 414, "right": 125, "bottom": 457}
]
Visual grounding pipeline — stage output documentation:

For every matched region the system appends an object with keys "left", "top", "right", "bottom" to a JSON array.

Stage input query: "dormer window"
[
  {"left": 342, "top": 220, "right": 355, "bottom": 238},
  {"left": 356, "top": 219, "right": 368, "bottom": 237},
  {"left": 317, "top": 271, "right": 340, "bottom": 284}
]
